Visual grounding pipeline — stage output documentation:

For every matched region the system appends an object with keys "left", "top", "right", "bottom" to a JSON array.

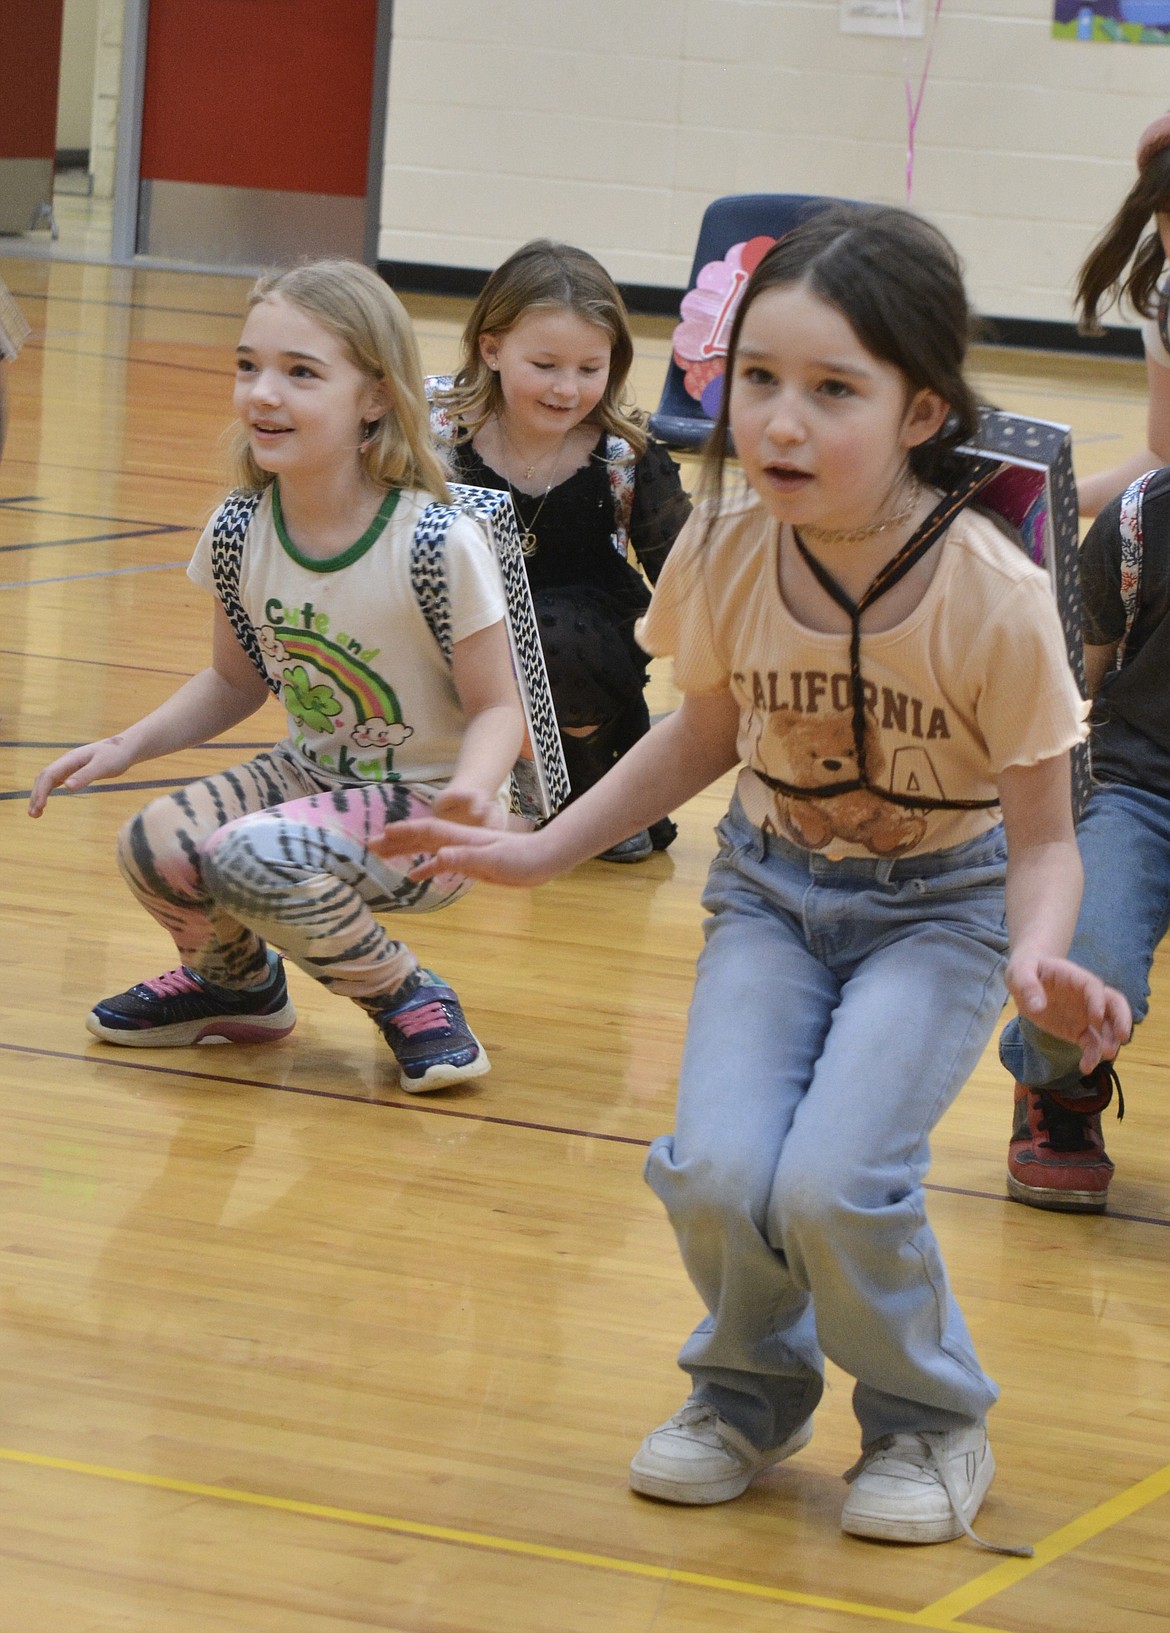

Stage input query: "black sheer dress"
[{"left": 449, "top": 432, "right": 691, "bottom": 812}]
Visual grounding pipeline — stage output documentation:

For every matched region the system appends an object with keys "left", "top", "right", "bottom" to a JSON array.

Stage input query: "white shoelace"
[{"left": 845, "top": 1433, "right": 1034, "bottom": 1557}]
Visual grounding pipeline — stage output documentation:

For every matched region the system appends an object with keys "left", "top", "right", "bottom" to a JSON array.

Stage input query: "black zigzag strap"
[
  {"left": 409, "top": 496, "right": 546, "bottom": 819},
  {"left": 210, "top": 490, "right": 457, "bottom": 685},
  {"left": 209, "top": 490, "right": 280, "bottom": 696},
  {"left": 409, "top": 502, "right": 462, "bottom": 663}
]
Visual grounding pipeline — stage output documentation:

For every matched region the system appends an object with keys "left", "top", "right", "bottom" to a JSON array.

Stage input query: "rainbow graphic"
[{"left": 264, "top": 628, "right": 405, "bottom": 729}]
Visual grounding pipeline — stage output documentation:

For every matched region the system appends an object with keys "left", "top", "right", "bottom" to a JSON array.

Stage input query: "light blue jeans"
[
  {"left": 999, "top": 781, "right": 1166, "bottom": 1097},
  {"left": 645, "top": 798, "right": 1010, "bottom": 1453}
]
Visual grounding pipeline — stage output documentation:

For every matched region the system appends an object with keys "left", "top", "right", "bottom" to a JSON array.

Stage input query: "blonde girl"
[{"left": 29, "top": 259, "right": 524, "bottom": 1092}]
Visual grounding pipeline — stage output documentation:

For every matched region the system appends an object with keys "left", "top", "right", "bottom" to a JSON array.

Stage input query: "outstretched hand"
[
  {"left": 429, "top": 783, "right": 509, "bottom": 830},
  {"left": 27, "top": 736, "right": 136, "bottom": 818},
  {"left": 1007, "top": 954, "right": 1132, "bottom": 1074},
  {"left": 370, "top": 816, "right": 560, "bottom": 888}
]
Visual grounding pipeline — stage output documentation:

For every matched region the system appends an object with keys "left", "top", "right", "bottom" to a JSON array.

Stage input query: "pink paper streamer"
[{"left": 899, "top": 0, "right": 945, "bottom": 201}]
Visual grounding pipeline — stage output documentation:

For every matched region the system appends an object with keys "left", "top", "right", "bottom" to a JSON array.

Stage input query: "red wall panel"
[
  {"left": 139, "top": 0, "right": 377, "bottom": 196},
  {"left": 0, "top": 0, "right": 65, "bottom": 159}
]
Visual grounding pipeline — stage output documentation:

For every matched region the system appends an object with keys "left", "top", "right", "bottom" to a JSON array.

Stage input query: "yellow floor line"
[
  {"left": 916, "top": 1458, "right": 1170, "bottom": 1623},
  {"left": 0, "top": 1444, "right": 1009, "bottom": 1632}
]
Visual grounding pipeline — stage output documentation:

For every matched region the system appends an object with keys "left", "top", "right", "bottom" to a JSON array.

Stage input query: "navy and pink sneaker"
[
  {"left": 369, "top": 972, "right": 489, "bottom": 1092},
  {"left": 85, "top": 955, "right": 296, "bottom": 1047}
]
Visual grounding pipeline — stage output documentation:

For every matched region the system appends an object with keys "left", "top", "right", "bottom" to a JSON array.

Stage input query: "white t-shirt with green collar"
[{"left": 189, "top": 483, "right": 507, "bottom": 791}]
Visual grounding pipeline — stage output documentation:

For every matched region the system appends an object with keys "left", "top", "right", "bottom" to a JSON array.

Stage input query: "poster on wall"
[
  {"left": 1053, "top": 2, "right": 1170, "bottom": 41},
  {"left": 839, "top": 1, "right": 925, "bottom": 35}
]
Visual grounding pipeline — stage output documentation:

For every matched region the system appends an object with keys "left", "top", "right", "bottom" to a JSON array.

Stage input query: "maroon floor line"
[
  {"left": 1, "top": 455, "right": 223, "bottom": 489},
  {"left": 23, "top": 337, "right": 230, "bottom": 378},
  {"left": 6, "top": 778, "right": 234, "bottom": 803},
  {"left": 4, "top": 740, "right": 270, "bottom": 751},
  {"left": 4, "top": 285, "right": 250, "bottom": 321},
  {"left": 2, "top": 1038, "right": 1165, "bottom": 1224},
  {"left": 0, "top": 647, "right": 198, "bottom": 677},
  {"left": 903, "top": 1180, "right": 1167, "bottom": 1227},
  {"left": 0, "top": 1040, "right": 649, "bottom": 1148},
  {"left": 0, "top": 499, "right": 189, "bottom": 529}
]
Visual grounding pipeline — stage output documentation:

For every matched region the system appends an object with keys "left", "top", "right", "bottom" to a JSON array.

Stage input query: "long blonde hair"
[
  {"left": 226, "top": 259, "right": 451, "bottom": 500},
  {"left": 435, "top": 239, "right": 647, "bottom": 456}
]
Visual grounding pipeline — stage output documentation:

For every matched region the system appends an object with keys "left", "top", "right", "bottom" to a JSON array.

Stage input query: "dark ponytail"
[{"left": 1076, "top": 147, "right": 1170, "bottom": 333}]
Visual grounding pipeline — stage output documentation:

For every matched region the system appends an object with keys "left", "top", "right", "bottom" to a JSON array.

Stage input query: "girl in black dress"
[{"left": 431, "top": 240, "right": 691, "bottom": 860}]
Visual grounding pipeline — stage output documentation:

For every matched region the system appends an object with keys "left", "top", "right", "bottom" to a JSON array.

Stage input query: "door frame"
[{"left": 111, "top": 0, "right": 393, "bottom": 270}]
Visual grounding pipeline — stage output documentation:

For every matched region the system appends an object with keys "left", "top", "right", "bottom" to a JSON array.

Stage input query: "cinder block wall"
[{"left": 377, "top": 0, "right": 1170, "bottom": 328}]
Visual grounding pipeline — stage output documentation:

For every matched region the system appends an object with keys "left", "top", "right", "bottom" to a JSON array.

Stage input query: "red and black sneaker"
[{"left": 1006, "top": 1062, "right": 1123, "bottom": 1213}]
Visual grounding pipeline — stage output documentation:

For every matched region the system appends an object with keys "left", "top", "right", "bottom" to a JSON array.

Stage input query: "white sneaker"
[
  {"left": 841, "top": 1425, "right": 1021, "bottom": 1550},
  {"left": 629, "top": 1400, "right": 813, "bottom": 1505}
]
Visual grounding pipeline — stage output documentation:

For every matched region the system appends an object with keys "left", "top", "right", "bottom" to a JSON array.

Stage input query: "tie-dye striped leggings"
[{"left": 115, "top": 745, "right": 472, "bottom": 1003}]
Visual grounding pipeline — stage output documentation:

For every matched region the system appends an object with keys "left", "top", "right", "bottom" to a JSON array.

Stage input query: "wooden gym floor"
[{"left": 0, "top": 256, "right": 1167, "bottom": 1632}]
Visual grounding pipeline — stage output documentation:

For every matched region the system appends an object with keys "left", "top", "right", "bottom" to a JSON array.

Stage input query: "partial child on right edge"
[
  {"left": 1000, "top": 467, "right": 1170, "bottom": 1212},
  {"left": 1076, "top": 109, "right": 1170, "bottom": 516}
]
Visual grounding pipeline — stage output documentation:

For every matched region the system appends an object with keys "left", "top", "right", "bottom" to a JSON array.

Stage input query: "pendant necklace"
[
  {"left": 496, "top": 423, "right": 566, "bottom": 558},
  {"left": 504, "top": 473, "right": 554, "bottom": 558}
]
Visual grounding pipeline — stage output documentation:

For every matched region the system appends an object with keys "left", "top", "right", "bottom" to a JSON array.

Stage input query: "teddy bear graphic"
[{"left": 750, "top": 708, "right": 927, "bottom": 857}]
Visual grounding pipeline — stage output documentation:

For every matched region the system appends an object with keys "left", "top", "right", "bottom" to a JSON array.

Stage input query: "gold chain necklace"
[
  {"left": 504, "top": 475, "right": 554, "bottom": 558},
  {"left": 495, "top": 422, "right": 569, "bottom": 558},
  {"left": 799, "top": 477, "right": 921, "bottom": 547}
]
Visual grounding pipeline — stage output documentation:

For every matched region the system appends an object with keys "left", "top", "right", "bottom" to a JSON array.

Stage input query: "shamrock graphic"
[{"left": 283, "top": 665, "right": 343, "bottom": 734}]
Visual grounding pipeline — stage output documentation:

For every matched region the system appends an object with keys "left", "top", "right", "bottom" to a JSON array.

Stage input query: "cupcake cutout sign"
[{"left": 670, "top": 235, "right": 777, "bottom": 416}]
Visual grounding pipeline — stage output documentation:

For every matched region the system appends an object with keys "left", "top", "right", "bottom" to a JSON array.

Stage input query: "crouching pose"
[
  {"left": 383, "top": 207, "right": 1131, "bottom": 1546},
  {"left": 30, "top": 259, "right": 524, "bottom": 1091}
]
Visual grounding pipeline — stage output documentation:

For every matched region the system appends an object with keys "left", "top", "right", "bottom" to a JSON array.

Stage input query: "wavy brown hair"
[
  {"left": 434, "top": 239, "right": 647, "bottom": 456},
  {"left": 1076, "top": 148, "right": 1170, "bottom": 334},
  {"left": 226, "top": 259, "right": 451, "bottom": 500}
]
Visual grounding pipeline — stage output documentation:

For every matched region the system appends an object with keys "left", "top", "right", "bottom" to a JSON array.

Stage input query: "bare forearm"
[
  {"left": 450, "top": 700, "right": 525, "bottom": 798},
  {"left": 1005, "top": 839, "right": 1082, "bottom": 965},
  {"left": 377, "top": 688, "right": 741, "bottom": 884},
  {"left": 28, "top": 662, "right": 270, "bottom": 817},
  {"left": 538, "top": 702, "right": 739, "bottom": 872},
  {"left": 1077, "top": 450, "right": 1162, "bottom": 518},
  {"left": 1002, "top": 833, "right": 1130, "bottom": 1067},
  {"left": 114, "top": 667, "right": 267, "bottom": 766}
]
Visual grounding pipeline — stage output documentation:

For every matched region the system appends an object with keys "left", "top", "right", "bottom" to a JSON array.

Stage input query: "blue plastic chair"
[{"left": 649, "top": 193, "right": 844, "bottom": 451}]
